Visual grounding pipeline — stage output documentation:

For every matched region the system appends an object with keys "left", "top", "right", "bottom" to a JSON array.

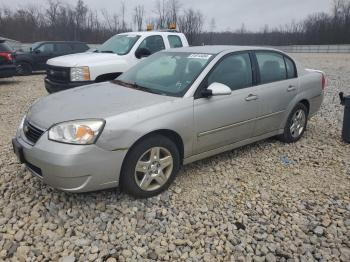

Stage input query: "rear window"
[
  {"left": 0, "top": 42, "right": 12, "bottom": 52},
  {"left": 55, "top": 43, "right": 73, "bottom": 52},
  {"left": 73, "top": 43, "right": 89, "bottom": 52},
  {"left": 284, "top": 56, "right": 297, "bottom": 79},
  {"left": 256, "top": 51, "right": 287, "bottom": 84},
  {"left": 168, "top": 35, "right": 183, "bottom": 48}
]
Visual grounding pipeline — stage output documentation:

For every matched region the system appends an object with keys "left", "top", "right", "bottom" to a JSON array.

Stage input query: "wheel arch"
[
  {"left": 128, "top": 129, "right": 184, "bottom": 163},
  {"left": 299, "top": 99, "right": 310, "bottom": 114},
  {"left": 120, "top": 129, "right": 185, "bottom": 183}
]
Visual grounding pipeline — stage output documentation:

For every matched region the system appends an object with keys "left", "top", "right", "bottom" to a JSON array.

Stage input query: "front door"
[
  {"left": 33, "top": 43, "right": 55, "bottom": 70},
  {"left": 193, "top": 52, "right": 260, "bottom": 154}
]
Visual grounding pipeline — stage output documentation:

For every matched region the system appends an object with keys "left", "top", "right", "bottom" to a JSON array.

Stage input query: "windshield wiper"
[
  {"left": 132, "top": 82, "right": 167, "bottom": 95},
  {"left": 113, "top": 79, "right": 133, "bottom": 87},
  {"left": 113, "top": 80, "right": 166, "bottom": 95},
  {"left": 100, "top": 50, "right": 114, "bottom": 53}
]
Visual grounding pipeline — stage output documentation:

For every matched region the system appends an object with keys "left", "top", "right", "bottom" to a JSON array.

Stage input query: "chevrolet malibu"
[{"left": 12, "top": 46, "right": 325, "bottom": 198}]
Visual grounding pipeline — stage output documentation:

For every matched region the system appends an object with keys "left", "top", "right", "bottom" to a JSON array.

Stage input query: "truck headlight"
[
  {"left": 70, "top": 67, "right": 90, "bottom": 82},
  {"left": 48, "top": 120, "right": 105, "bottom": 145}
]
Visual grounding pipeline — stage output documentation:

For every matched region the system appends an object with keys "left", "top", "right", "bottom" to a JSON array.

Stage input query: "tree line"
[{"left": 0, "top": 0, "right": 349, "bottom": 46}]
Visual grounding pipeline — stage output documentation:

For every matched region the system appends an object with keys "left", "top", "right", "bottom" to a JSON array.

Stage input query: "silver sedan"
[{"left": 12, "top": 46, "right": 325, "bottom": 198}]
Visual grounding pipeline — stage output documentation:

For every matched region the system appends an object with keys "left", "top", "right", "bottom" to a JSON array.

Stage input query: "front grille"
[
  {"left": 24, "top": 121, "right": 45, "bottom": 144},
  {"left": 46, "top": 65, "right": 70, "bottom": 83}
]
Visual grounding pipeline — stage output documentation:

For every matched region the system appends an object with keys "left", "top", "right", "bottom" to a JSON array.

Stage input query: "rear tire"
[
  {"left": 279, "top": 103, "right": 308, "bottom": 143},
  {"left": 120, "top": 135, "right": 180, "bottom": 198},
  {"left": 16, "top": 62, "right": 32, "bottom": 76}
]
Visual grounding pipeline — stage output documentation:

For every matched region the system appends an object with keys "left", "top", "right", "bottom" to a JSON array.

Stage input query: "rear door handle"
[
  {"left": 245, "top": 94, "right": 258, "bottom": 101},
  {"left": 287, "top": 85, "right": 297, "bottom": 92}
]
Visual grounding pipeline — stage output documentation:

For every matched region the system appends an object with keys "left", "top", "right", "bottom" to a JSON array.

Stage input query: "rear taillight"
[
  {"left": 0, "top": 52, "right": 12, "bottom": 62},
  {"left": 321, "top": 74, "right": 327, "bottom": 90}
]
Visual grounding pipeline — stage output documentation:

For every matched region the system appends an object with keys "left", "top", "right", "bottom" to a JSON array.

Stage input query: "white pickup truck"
[{"left": 45, "top": 31, "right": 189, "bottom": 93}]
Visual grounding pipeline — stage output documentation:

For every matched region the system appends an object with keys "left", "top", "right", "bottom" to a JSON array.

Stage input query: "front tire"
[
  {"left": 279, "top": 103, "right": 308, "bottom": 143},
  {"left": 120, "top": 135, "right": 180, "bottom": 198},
  {"left": 16, "top": 62, "right": 32, "bottom": 76}
]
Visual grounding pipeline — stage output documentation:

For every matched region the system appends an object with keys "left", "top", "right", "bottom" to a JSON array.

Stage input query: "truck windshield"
[
  {"left": 117, "top": 52, "right": 215, "bottom": 97},
  {"left": 98, "top": 35, "right": 140, "bottom": 55}
]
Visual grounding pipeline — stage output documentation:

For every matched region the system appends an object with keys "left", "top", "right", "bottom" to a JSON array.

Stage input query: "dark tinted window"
[
  {"left": 256, "top": 52, "right": 287, "bottom": 84},
  {"left": 0, "top": 41, "right": 12, "bottom": 52},
  {"left": 168, "top": 35, "right": 183, "bottom": 48},
  {"left": 55, "top": 43, "right": 73, "bottom": 53},
  {"left": 284, "top": 56, "right": 296, "bottom": 79},
  {"left": 207, "top": 53, "right": 253, "bottom": 91},
  {"left": 73, "top": 43, "right": 88, "bottom": 52},
  {"left": 138, "top": 35, "right": 165, "bottom": 54},
  {"left": 37, "top": 43, "right": 54, "bottom": 53}
]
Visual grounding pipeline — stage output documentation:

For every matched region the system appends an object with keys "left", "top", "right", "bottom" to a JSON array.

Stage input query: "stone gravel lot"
[{"left": 0, "top": 53, "right": 349, "bottom": 262}]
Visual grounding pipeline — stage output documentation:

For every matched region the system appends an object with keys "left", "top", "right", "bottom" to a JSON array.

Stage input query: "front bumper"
[
  {"left": 13, "top": 129, "right": 127, "bottom": 193},
  {"left": 0, "top": 64, "right": 16, "bottom": 78},
  {"left": 45, "top": 77, "right": 94, "bottom": 93}
]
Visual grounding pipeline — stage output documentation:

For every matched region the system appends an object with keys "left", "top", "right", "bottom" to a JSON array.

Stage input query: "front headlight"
[
  {"left": 48, "top": 120, "right": 105, "bottom": 145},
  {"left": 70, "top": 66, "right": 90, "bottom": 82}
]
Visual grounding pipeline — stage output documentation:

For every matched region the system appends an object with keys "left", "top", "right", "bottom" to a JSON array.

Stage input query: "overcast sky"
[{"left": 2, "top": 0, "right": 333, "bottom": 31}]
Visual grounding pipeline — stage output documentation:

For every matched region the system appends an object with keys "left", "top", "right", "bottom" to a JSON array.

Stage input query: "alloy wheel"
[{"left": 134, "top": 147, "right": 173, "bottom": 191}]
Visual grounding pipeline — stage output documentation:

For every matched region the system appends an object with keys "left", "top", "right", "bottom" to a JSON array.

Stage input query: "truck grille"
[
  {"left": 23, "top": 121, "right": 45, "bottom": 144},
  {"left": 46, "top": 65, "right": 70, "bottom": 83}
]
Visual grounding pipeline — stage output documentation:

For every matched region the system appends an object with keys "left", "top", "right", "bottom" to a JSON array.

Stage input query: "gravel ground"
[{"left": 0, "top": 53, "right": 349, "bottom": 262}]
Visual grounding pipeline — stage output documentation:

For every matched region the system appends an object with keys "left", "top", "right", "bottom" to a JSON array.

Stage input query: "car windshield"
[
  {"left": 97, "top": 34, "right": 140, "bottom": 55},
  {"left": 117, "top": 52, "right": 215, "bottom": 97}
]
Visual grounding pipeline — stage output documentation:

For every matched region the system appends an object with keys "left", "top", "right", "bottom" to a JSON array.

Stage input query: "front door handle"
[
  {"left": 245, "top": 94, "right": 258, "bottom": 101},
  {"left": 287, "top": 85, "right": 297, "bottom": 92}
]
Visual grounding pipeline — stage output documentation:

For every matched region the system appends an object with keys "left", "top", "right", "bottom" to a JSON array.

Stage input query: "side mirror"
[
  {"left": 135, "top": 48, "right": 151, "bottom": 59},
  {"left": 34, "top": 49, "right": 41, "bottom": 54},
  {"left": 202, "top": 82, "right": 232, "bottom": 97}
]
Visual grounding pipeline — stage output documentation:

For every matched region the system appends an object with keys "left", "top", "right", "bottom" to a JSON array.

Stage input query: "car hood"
[
  {"left": 27, "top": 82, "right": 175, "bottom": 129},
  {"left": 47, "top": 52, "right": 124, "bottom": 67}
]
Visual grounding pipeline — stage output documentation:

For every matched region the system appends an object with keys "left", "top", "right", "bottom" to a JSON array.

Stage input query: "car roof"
[
  {"left": 166, "top": 45, "right": 283, "bottom": 55},
  {"left": 33, "top": 41, "right": 87, "bottom": 44},
  {"left": 119, "top": 31, "right": 185, "bottom": 37}
]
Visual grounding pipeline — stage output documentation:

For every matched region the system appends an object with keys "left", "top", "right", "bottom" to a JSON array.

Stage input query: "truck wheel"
[
  {"left": 16, "top": 62, "right": 32, "bottom": 76},
  {"left": 279, "top": 103, "right": 308, "bottom": 143},
  {"left": 120, "top": 135, "right": 180, "bottom": 198}
]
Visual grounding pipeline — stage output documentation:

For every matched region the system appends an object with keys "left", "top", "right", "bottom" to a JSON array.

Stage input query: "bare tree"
[
  {"left": 133, "top": 5, "right": 144, "bottom": 31},
  {"left": 154, "top": 0, "right": 167, "bottom": 29},
  {"left": 178, "top": 9, "right": 204, "bottom": 45},
  {"left": 121, "top": 1, "right": 127, "bottom": 32},
  {"left": 166, "top": 0, "right": 181, "bottom": 26}
]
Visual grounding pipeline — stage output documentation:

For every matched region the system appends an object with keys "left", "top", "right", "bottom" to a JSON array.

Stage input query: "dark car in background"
[
  {"left": 0, "top": 39, "right": 16, "bottom": 78},
  {"left": 15, "top": 41, "right": 89, "bottom": 75}
]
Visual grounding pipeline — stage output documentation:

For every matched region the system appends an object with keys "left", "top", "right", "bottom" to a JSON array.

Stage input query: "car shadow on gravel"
[
  {"left": 179, "top": 137, "right": 279, "bottom": 176},
  {"left": 0, "top": 79, "right": 21, "bottom": 85}
]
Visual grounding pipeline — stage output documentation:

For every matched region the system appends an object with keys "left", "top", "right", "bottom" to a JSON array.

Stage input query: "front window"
[
  {"left": 37, "top": 43, "right": 54, "bottom": 53},
  {"left": 138, "top": 35, "right": 165, "bottom": 54},
  {"left": 117, "top": 52, "right": 214, "bottom": 97},
  {"left": 207, "top": 53, "right": 253, "bottom": 91},
  {"left": 97, "top": 34, "right": 140, "bottom": 55}
]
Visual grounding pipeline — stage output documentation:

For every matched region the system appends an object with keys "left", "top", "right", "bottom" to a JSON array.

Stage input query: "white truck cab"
[{"left": 45, "top": 31, "right": 189, "bottom": 93}]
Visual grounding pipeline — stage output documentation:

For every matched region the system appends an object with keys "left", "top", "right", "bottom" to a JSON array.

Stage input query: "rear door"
[
  {"left": 193, "top": 52, "right": 260, "bottom": 154},
  {"left": 253, "top": 51, "right": 299, "bottom": 136},
  {"left": 54, "top": 43, "right": 73, "bottom": 57}
]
